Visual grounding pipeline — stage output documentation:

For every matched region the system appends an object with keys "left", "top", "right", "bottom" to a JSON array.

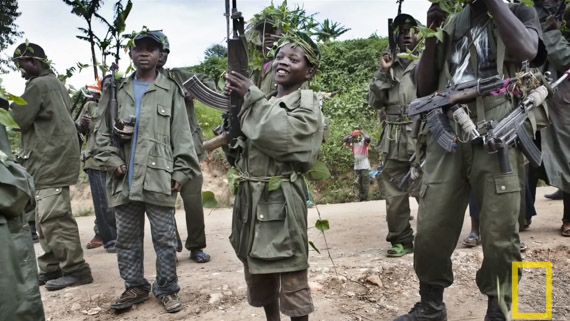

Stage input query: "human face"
[
  {"left": 158, "top": 50, "right": 169, "bottom": 69},
  {"left": 16, "top": 58, "right": 39, "bottom": 79},
  {"left": 259, "top": 25, "right": 283, "bottom": 55},
  {"left": 273, "top": 44, "right": 313, "bottom": 93},
  {"left": 397, "top": 25, "right": 419, "bottom": 52},
  {"left": 131, "top": 39, "right": 160, "bottom": 72}
]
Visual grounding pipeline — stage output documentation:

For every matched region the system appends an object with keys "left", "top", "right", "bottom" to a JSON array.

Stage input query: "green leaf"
[
  {"left": 227, "top": 167, "right": 240, "bottom": 195},
  {"left": 433, "top": 28, "right": 445, "bottom": 43},
  {"left": 268, "top": 176, "right": 282, "bottom": 191},
  {"left": 520, "top": 0, "right": 534, "bottom": 6},
  {"left": 309, "top": 241, "right": 321, "bottom": 254},
  {"left": 0, "top": 109, "right": 20, "bottom": 128},
  {"left": 201, "top": 191, "right": 218, "bottom": 208},
  {"left": 307, "top": 160, "right": 331, "bottom": 180},
  {"left": 315, "top": 219, "right": 330, "bottom": 232},
  {"left": 7, "top": 94, "right": 26, "bottom": 105}
]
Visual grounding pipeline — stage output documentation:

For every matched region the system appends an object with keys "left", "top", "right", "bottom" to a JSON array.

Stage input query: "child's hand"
[
  {"left": 224, "top": 71, "right": 253, "bottom": 98},
  {"left": 171, "top": 179, "right": 181, "bottom": 193},
  {"left": 380, "top": 53, "right": 393, "bottom": 72},
  {"left": 114, "top": 164, "right": 126, "bottom": 178}
]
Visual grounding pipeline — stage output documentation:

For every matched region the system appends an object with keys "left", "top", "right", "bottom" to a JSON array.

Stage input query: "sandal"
[
  {"left": 561, "top": 222, "right": 570, "bottom": 237},
  {"left": 86, "top": 235, "right": 103, "bottom": 249},
  {"left": 462, "top": 233, "right": 481, "bottom": 248},
  {"left": 386, "top": 243, "right": 413, "bottom": 257},
  {"left": 190, "top": 250, "right": 211, "bottom": 263}
]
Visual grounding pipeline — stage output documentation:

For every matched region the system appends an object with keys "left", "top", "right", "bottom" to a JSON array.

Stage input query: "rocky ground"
[{"left": 40, "top": 186, "right": 569, "bottom": 321}]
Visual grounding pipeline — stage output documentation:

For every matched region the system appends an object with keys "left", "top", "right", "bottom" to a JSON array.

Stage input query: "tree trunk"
[{"left": 88, "top": 19, "right": 99, "bottom": 80}]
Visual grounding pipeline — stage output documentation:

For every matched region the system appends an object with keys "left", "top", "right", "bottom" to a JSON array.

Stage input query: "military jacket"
[
  {"left": 251, "top": 60, "right": 278, "bottom": 97},
  {"left": 93, "top": 71, "right": 200, "bottom": 207},
  {"left": 230, "top": 87, "right": 324, "bottom": 274},
  {"left": 368, "top": 59, "right": 418, "bottom": 161},
  {"left": 162, "top": 68, "right": 216, "bottom": 162},
  {"left": 10, "top": 69, "right": 80, "bottom": 189},
  {"left": 82, "top": 101, "right": 103, "bottom": 170},
  {"left": 541, "top": 29, "right": 570, "bottom": 193}
]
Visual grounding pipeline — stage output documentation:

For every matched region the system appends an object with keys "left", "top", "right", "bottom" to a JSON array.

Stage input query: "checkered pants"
[{"left": 114, "top": 202, "right": 179, "bottom": 298}]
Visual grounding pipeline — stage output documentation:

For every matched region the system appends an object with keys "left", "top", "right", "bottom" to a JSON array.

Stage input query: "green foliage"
[
  {"left": 188, "top": 56, "right": 227, "bottom": 90},
  {"left": 202, "top": 191, "right": 218, "bottom": 208},
  {"left": 307, "top": 160, "right": 331, "bottom": 180},
  {"left": 315, "top": 219, "right": 330, "bottom": 231},
  {"left": 204, "top": 44, "right": 227, "bottom": 59},
  {"left": 194, "top": 101, "right": 223, "bottom": 139},
  {"left": 74, "top": 208, "right": 93, "bottom": 217},
  {"left": 315, "top": 19, "right": 350, "bottom": 43},
  {"left": 0, "top": 0, "right": 22, "bottom": 73},
  {"left": 268, "top": 176, "right": 282, "bottom": 191}
]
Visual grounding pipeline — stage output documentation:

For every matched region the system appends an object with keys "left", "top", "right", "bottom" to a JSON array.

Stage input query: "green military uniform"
[
  {"left": 162, "top": 67, "right": 216, "bottom": 251},
  {"left": 230, "top": 86, "right": 324, "bottom": 274},
  {"left": 0, "top": 124, "right": 45, "bottom": 321},
  {"left": 540, "top": 29, "right": 570, "bottom": 195},
  {"left": 414, "top": 4, "right": 545, "bottom": 306},
  {"left": 368, "top": 58, "right": 419, "bottom": 248},
  {"left": 94, "top": 71, "right": 200, "bottom": 207},
  {"left": 10, "top": 69, "right": 89, "bottom": 276}
]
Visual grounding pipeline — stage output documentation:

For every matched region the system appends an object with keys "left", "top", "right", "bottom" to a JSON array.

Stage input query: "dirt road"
[{"left": 38, "top": 186, "right": 570, "bottom": 321}]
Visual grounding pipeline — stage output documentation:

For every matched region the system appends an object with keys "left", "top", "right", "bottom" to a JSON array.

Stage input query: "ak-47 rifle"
[
  {"left": 483, "top": 70, "right": 570, "bottom": 173},
  {"left": 202, "top": 0, "right": 248, "bottom": 162},
  {"left": 108, "top": 63, "right": 121, "bottom": 149}
]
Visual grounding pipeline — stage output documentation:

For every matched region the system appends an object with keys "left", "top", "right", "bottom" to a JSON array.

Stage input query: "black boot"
[
  {"left": 29, "top": 221, "right": 39, "bottom": 244},
  {"left": 45, "top": 265, "right": 93, "bottom": 291},
  {"left": 484, "top": 296, "right": 507, "bottom": 321},
  {"left": 38, "top": 270, "right": 62, "bottom": 286},
  {"left": 545, "top": 189, "right": 563, "bottom": 200},
  {"left": 393, "top": 283, "right": 447, "bottom": 321}
]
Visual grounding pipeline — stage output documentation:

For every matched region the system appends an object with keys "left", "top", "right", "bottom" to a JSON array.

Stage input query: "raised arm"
[{"left": 417, "top": 3, "right": 447, "bottom": 97}]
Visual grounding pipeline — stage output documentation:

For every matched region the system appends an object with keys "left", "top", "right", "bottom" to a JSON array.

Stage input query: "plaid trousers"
[{"left": 114, "top": 202, "right": 179, "bottom": 298}]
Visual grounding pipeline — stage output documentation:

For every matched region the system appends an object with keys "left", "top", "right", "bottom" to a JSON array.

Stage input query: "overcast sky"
[{"left": 2, "top": 0, "right": 431, "bottom": 94}]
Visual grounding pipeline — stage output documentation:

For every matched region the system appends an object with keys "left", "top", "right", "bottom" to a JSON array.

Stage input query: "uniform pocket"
[
  {"left": 36, "top": 187, "right": 71, "bottom": 223},
  {"left": 143, "top": 155, "right": 173, "bottom": 195},
  {"left": 249, "top": 201, "right": 294, "bottom": 260},
  {"left": 494, "top": 174, "right": 521, "bottom": 194}
]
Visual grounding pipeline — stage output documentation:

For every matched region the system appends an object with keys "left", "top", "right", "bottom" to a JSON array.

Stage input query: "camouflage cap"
[
  {"left": 12, "top": 43, "right": 47, "bottom": 60},
  {"left": 134, "top": 30, "right": 167, "bottom": 51}
]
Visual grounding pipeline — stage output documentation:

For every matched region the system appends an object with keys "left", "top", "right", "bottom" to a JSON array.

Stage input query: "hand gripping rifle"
[
  {"left": 202, "top": 0, "right": 248, "bottom": 162},
  {"left": 408, "top": 75, "right": 518, "bottom": 152},
  {"left": 483, "top": 70, "right": 570, "bottom": 173}
]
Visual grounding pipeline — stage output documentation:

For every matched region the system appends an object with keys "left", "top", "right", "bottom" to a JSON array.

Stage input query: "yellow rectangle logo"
[{"left": 512, "top": 261, "right": 552, "bottom": 319}]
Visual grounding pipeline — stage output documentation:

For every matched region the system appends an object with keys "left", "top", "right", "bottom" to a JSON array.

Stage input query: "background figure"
[
  {"left": 534, "top": 0, "right": 570, "bottom": 237},
  {"left": 156, "top": 31, "right": 212, "bottom": 263},
  {"left": 367, "top": 13, "right": 421, "bottom": 258},
  {"left": 343, "top": 129, "right": 371, "bottom": 201},
  {"left": 10, "top": 42, "right": 93, "bottom": 291},
  {"left": 79, "top": 78, "right": 117, "bottom": 253}
]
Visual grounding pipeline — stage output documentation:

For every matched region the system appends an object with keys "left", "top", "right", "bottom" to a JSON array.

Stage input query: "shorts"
[{"left": 243, "top": 266, "right": 314, "bottom": 317}]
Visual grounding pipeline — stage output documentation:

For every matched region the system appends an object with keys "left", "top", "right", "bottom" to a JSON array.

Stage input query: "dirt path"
[{"left": 39, "top": 186, "right": 570, "bottom": 321}]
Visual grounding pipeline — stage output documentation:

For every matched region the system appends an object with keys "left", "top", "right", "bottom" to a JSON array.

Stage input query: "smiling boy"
[{"left": 225, "top": 32, "right": 324, "bottom": 321}]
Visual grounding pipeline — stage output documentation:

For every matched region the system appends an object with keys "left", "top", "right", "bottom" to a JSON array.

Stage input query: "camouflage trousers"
[
  {"left": 355, "top": 169, "right": 370, "bottom": 201},
  {"left": 115, "top": 202, "right": 179, "bottom": 298}
]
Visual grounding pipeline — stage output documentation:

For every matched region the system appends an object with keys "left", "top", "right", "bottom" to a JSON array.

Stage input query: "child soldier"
[
  {"left": 225, "top": 32, "right": 324, "bottom": 321},
  {"left": 343, "top": 128, "right": 371, "bottom": 201},
  {"left": 93, "top": 29, "right": 200, "bottom": 313},
  {"left": 11, "top": 43, "right": 93, "bottom": 291},
  {"left": 367, "top": 13, "right": 421, "bottom": 258}
]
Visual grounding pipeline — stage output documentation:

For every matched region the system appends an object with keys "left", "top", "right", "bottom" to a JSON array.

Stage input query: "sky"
[{"left": 2, "top": 0, "right": 432, "bottom": 94}]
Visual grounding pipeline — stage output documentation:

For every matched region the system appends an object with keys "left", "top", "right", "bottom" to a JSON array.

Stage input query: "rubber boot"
[
  {"left": 393, "top": 283, "right": 447, "bottom": 321},
  {"left": 484, "top": 296, "right": 507, "bottom": 321}
]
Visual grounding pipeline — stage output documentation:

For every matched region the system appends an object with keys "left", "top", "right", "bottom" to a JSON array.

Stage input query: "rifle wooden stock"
[
  {"left": 108, "top": 64, "right": 120, "bottom": 149},
  {"left": 203, "top": 132, "right": 228, "bottom": 152}
]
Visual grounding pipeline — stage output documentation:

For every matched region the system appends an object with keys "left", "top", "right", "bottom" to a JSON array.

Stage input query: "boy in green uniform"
[
  {"left": 156, "top": 31, "right": 214, "bottom": 263},
  {"left": 224, "top": 32, "right": 324, "bottom": 321},
  {"left": 11, "top": 43, "right": 93, "bottom": 291},
  {"left": 367, "top": 13, "right": 420, "bottom": 257},
  {"left": 250, "top": 18, "right": 283, "bottom": 96},
  {"left": 94, "top": 30, "right": 200, "bottom": 313},
  {"left": 0, "top": 103, "right": 45, "bottom": 321},
  {"left": 393, "top": 1, "right": 546, "bottom": 320}
]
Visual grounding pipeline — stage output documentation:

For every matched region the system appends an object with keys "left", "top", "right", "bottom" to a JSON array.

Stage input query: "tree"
[
  {"left": 95, "top": 0, "right": 132, "bottom": 69},
  {"left": 315, "top": 19, "right": 350, "bottom": 43},
  {"left": 0, "top": 0, "right": 22, "bottom": 73},
  {"left": 204, "top": 44, "right": 227, "bottom": 59},
  {"left": 62, "top": 0, "right": 104, "bottom": 80}
]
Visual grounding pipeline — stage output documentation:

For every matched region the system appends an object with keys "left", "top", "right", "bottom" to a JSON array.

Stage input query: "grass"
[{"left": 195, "top": 101, "right": 224, "bottom": 140}]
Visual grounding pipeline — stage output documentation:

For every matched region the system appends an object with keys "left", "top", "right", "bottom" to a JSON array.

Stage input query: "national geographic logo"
[{"left": 512, "top": 261, "right": 552, "bottom": 319}]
